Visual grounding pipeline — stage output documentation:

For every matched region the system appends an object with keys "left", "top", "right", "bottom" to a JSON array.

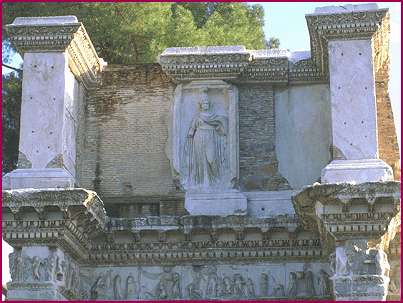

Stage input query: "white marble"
[
  {"left": 250, "top": 49, "right": 289, "bottom": 58},
  {"left": 2, "top": 169, "right": 75, "bottom": 189},
  {"left": 328, "top": 39, "right": 378, "bottom": 160},
  {"left": 245, "top": 190, "right": 296, "bottom": 217},
  {"left": 185, "top": 191, "right": 247, "bottom": 216},
  {"left": 288, "top": 51, "right": 311, "bottom": 63},
  {"left": 19, "top": 53, "right": 67, "bottom": 169},
  {"left": 12, "top": 16, "right": 78, "bottom": 25},
  {"left": 171, "top": 80, "right": 239, "bottom": 193},
  {"left": 7, "top": 51, "right": 79, "bottom": 188},
  {"left": 312, "top": 3, "right": 378, "bottom": 14},
  {"left": 321, "top": 35, "right": 393, "bottom": 185},
  {"left": 83, "top": 262, "right": 330, "bottom": 300},
  {"left": 160, "top": 45, "right": 248, "bottom": 56},
  {"left": 275, "top": 84, "right": 331, "bottom": 189},
  {"left": 321, "top": 159, "right": 393, "bottom": 184}
]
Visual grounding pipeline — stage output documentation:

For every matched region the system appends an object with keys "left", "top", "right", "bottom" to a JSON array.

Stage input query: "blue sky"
[{"left": 1, "top": 2, "right": 401, "bottom": 289}]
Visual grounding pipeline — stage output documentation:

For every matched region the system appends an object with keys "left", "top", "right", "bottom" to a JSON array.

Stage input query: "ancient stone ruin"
[{"left": 2, "top": 4, "right": 400, "bottom": 301}]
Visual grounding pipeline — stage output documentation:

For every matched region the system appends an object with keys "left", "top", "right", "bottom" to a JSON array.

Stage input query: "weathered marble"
[
  {"left": 275, "top": 84, "right": 331, "bottom": 188},
  {"left": 2, "top": 168, "right": 74, "bottom": 189},
  {"left": 185, "top": 191, "right": 247, "bottom": 216},
  {"left": 82, "top": 262, "right": 331, "bottom": 300},
  {"left": 321, "top": 159, "right": 394, "bottom": 184},
  {"left": 245, "top": 190, "right": 296, "bottom": 217},
  {"left": 3, "top": 16, "right": 103, "bottom": 189}
]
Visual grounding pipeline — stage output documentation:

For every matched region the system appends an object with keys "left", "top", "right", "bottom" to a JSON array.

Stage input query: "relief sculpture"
[
  {"left": 317, "top": 269, "right": 332, "bottom": 297},
  {"left": 125, "top": 274, "right": 139, "bottom": 299},
  {"left": 186, "top": 265, "right": 257, "bottom": 299},
  {"left": 141, "top": 266, "right": 181, "bottom": 299},
  {"left": 9, "top": 250, "right": 23, "bottom": 282},
  {"left": 183, "top": 88, "right": 228, "bottom": 189}
]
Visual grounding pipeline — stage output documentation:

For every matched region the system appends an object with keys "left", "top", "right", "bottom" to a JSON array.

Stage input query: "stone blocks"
[
  {"left": 2, "top": 168, "right": 75, "bottom": 189},
  {"left": 185, "top": 191, "right": 247, "bottom": 216},
  {"left": 321, "top": 159, "right": 394, "bottom": 184}
]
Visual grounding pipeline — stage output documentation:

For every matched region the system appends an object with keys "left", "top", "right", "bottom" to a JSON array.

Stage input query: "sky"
[{"left": 1, "top": 1, "right": 401, "bottom": 292}]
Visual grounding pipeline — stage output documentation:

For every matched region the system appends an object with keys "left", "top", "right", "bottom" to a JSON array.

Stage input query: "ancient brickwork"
[
  {"left": 238, "top": 84, "right": 289, "bottom": 191},
  {"left": 373, "top": 11, "right": 400, "bottom": 180},
  {"left": 78, "top": 64, "right": 177, "bottom": 201},
  {"left": 375, "top": 68, "right": 400, "bottom": 180}
]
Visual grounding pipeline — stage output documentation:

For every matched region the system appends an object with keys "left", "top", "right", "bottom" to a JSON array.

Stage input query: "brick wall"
[
  {"left": 238, "top": 84, "right": 289, "bottom": 191},
  {"left": 78, "top": 64, "right": 178, "bottom": 213},
  {"left": 376, "top": 70, "right": 401, "bottom": 180}
]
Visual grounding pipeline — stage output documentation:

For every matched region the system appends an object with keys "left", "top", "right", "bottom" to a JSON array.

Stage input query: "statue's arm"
[{"left": 188, "top": 118, "right": 197, "bottom": 137}]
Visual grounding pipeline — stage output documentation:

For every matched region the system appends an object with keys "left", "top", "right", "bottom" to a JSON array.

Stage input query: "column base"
[
  {"left": 185, "top": 190, "right": 247, "bottom": 216},
  {"left": 321, "top": 159, "right": 393, "bottom": 184},
  {"left": 332, "top": 275, "right": 389, "bottom": 301},
  {"left": 6, "top": 282, "right": 67, "bottom": 301},
  {"left": 2, "top": 168, "right": 75, "bottom": 189}
]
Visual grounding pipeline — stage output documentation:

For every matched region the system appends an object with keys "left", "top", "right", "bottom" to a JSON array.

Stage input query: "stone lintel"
[{"left": 6, "top": 16, "right": 105, "bottom": 88}]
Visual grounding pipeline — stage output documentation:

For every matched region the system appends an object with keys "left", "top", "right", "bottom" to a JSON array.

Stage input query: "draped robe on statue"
[{"left": 183, "top": 111, "right": 228, "bottom": 189}]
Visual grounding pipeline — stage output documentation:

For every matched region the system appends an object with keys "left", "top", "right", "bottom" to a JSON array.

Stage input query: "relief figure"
[
  {"left": 206, "top": 265, "right": 219, "bottom": 298},
  {"left": 9, "top": 250, "right": 23, "bottom": 282},
  {"left": 317, "top": 270, "right": 332, "bottom": 297},
  {"left": 141, "top": 266, "right": 181, "bottom": 299},
  {"left": 245, "top": 278, "right": 255, "bottom": 297},
  {"left": 186, "top": 266, "right": 205, "bottom": 298},
  {"left": 287, "top": 272, "right": 297, "bottom": 297},
  {"left": 32, "top": 256, "right": 42, "bottom": 280},
  {"left": 183, "top": 88, "right": 228, "bottom": 189},
  {"left": 267, "top": 272, "right": 285, "bottom": 297},
  {"left": 113, "top": 274, "right": 123, "bottom": 299},
  {"left": 125, "top": 274, "right": 139, "bottom": 299}
]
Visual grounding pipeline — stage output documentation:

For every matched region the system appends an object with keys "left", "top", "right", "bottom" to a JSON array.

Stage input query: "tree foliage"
[
  {"left": 2, "top": 72, "right": 22, "bottom": 173},
  {"left": 2, "top": 2, "right": 275, "bottom": 64}
]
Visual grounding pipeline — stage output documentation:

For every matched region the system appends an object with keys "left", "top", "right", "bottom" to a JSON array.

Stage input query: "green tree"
[
  {"left": 2, "top": 2, "right": 272, "bottom": 64},
  {"left": 266, "top": 37, "right": 280, "bottom": 49},
  {"left": 2, "top": 72, "right": 22, "bottom": 173}
]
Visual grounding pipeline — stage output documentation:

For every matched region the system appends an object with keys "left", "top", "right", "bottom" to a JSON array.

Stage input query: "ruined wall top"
[{"left": 159, "top": 4, "right": 389, "bottom": 84}]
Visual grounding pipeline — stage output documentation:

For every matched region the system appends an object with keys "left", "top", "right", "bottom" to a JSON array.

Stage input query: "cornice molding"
[
  {"left": 6, "top": 17, "right": 104, "bottom": 88},
  {"left": 159, "top": 8, "right": 389, "bottom": 84}
]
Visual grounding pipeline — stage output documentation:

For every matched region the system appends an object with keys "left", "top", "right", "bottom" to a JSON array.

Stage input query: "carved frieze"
[{"left": 81, "top": 263, "right": 331, "bottom": 300}]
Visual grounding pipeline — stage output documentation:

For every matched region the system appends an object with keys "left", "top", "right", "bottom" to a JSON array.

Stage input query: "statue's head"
[{"left": 199, "top": 88, "right": 210, "bottom": 112}]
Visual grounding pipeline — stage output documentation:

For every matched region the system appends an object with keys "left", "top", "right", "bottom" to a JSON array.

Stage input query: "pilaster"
[
  {"left": 2, "top": 16, "right": 104, "bottom": 189},
  {"left": 305, "top": 5, "right": 394, "bottom": 183}
]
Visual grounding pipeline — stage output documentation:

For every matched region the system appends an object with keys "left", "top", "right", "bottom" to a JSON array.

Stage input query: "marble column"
[{"left": 2, "top": 16, "right": 104, "bottom": 189}]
